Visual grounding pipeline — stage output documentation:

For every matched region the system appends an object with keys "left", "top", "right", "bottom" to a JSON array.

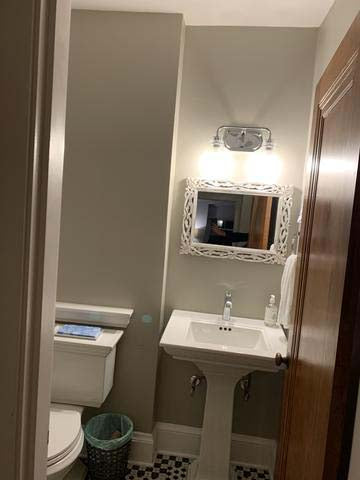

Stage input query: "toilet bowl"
[
  {"left": 47, "top": 404, "right": 84, "bottom": 480},
  {"left": 48, "top": 317, "right": 124, "bottom": 479}
]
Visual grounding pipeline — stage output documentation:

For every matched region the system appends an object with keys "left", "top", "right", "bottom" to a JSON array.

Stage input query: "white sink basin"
[
  {"left": 160, "top": 309, "right": 288, "bottom": 480},
  {"left": 189, "top": 321, "right": 267, "bottom": 349},
  {"left": 160, "top": 309, "right": 287, "bottom": 373}
]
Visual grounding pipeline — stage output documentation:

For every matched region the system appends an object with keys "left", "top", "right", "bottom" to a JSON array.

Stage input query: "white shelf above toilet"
[{"left": 56, "top": 302, "right": 133, "bottom": 328}]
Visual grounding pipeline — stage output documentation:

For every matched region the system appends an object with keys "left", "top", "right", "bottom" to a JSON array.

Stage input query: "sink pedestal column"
[{"left": 189, "top": 364, "right": 251, "bottom": 480}]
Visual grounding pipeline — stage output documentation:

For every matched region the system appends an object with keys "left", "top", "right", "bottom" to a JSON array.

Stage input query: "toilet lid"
[{"left": 47, "top": 404, "right": 83, "bottom": 467}]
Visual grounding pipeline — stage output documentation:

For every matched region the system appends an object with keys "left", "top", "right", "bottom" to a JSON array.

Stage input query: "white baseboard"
[
  {"left": 130, "top": 430, "right": 155, "bottom": 464},
  {"left": 230, "top": 431, "right": 277, "bottom": 474},
  {"left": 156, "top": 423, "right": 200, "bottom": 459},
  {"left": 130, "top": 422, "right": 277, "bottom": 475}
]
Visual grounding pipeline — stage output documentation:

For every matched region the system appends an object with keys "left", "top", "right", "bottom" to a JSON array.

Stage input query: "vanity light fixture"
[{"left": 212, "top": 126, "right": 273, "bottom": 153}]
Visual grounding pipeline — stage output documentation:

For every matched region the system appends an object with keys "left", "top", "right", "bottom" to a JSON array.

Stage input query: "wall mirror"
[{"left": 180, "top": 178, "right": 293, "bottom": 264}]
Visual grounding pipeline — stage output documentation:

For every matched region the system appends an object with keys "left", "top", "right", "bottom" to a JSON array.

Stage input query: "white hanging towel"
[{"left": 278, "top": 254, "right": 297, "bottom": 328}]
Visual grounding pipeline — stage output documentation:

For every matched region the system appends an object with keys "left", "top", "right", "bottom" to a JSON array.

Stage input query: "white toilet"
[{"left": 47, "top": 323, "right": 124, "bottom": 479}]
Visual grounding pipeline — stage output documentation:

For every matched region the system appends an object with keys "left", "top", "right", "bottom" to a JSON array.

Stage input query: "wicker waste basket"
[{"left": 84, "top": 413, "right": 133, "bottom": 480}]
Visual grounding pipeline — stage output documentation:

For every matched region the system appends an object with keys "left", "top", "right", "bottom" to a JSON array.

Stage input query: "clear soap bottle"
[{"left": 264, "top": 294, "right": 278, "bottom": 327}]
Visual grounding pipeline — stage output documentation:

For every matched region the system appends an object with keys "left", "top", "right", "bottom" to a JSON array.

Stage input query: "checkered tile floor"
[
  {"left": 234, "top": 464, "right": 271, "bottom": 479},
  {"left": 126, "top": 454, "right": 189, "bottom": 479},
  {"left": 125, "top": 454, "right": 271, "bottom": 480}
]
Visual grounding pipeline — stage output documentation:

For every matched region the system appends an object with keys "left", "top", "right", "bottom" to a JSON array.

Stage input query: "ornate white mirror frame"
[{"left": 180, "top": 178, "right": 293, "bottom": 265}]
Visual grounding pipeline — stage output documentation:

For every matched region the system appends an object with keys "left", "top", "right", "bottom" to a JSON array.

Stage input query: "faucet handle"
[{"left": 225, "top": 290, "right": 232, "bottom": 300}]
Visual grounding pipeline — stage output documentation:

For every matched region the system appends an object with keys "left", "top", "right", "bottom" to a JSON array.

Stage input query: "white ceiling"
[{"left": 72, "top": 0, "right": 335, "bottom": 27}]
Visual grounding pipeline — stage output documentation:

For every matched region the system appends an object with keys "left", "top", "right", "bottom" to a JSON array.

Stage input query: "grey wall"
[
  {"left": 60, "top": 14, "right": 319, "bottom": 440},
  {"left": 156, "top": 26, "right": 318, "bottom": 438},
  {"left": 57, "top": 10, "right": 183, "bottom": 433}
]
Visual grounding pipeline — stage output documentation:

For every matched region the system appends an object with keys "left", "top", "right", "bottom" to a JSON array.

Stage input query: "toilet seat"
[{"left": 47, "top": 404, "right": 84, "bottom": 477}]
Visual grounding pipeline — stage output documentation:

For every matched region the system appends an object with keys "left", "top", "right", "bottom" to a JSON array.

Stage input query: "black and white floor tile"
[
  {"left": 125, "top": 454, "right": 271, "bottom": 480},
  {"left": 234, "top": 464, "right": 271, "bottom": 480},
  {"left": 126, "top": 454, "right": 190, "bottom": 479}
]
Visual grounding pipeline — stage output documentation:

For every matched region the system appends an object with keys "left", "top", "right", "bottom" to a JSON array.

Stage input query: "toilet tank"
[{"left": 51, "top": 325, "right": 124, "bottom": 407}]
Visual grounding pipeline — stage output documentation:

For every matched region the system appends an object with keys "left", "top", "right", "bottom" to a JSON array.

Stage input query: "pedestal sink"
[{"left": 160, "top": 310, "right": 287, "bottom": 480}]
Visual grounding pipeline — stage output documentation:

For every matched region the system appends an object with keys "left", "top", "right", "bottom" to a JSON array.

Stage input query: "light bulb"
[
  {"left": 198, "top": 147, "right": 235, "bottom": 180},
  {"left": 244, "top": 144, "right": 282, "bottom": 183},
  {"left": 212, "top": 135, "right": 223, "bottom": 149}
]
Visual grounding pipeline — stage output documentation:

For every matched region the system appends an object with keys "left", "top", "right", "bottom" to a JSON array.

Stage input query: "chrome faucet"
[{"left": 223, "top": 291, "right": 232, "bottom": 322}]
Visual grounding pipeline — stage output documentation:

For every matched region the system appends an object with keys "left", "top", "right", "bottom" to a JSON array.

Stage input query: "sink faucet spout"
[{"left": 223, "top": 291, "right": 232, "bottom": 322}]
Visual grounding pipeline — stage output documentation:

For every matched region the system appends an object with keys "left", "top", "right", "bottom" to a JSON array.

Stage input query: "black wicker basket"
[
  {"left": 86, "top": 439, "right": 131, "bottom": 480},
  {"left": 84, "top": 413, "right": 133, "bottom": 480}
]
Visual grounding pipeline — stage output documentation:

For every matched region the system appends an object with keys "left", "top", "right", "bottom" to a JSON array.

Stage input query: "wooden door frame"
[
  {"left": 0, "top": 1, "right": 71, "bottom": 478},
  {"left": 276, "top": 12, "right": 360, "bottom": 480}
]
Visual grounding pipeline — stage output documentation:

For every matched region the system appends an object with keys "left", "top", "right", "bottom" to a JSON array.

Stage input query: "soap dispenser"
[{"left": 264, "top": 294, "right": 278, "bottom": 327}]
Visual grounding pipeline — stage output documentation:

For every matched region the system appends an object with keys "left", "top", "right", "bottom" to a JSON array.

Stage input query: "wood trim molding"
[
  {"left": 275, "top": 11, "right": 360, "bottom": 480},
  {"left": 319, "top": 50, "right": 358, "bottom": 117},
  {"left": 322, "top": 47, "right": 360, "bottom": 480},
  {"left": 274, "top": 90, "right": 324, "bottom": 480}
]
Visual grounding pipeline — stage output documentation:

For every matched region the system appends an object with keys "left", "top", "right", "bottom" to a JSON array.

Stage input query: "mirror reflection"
[{"left": 194, "top": 191, "right": 279, "bottom": 251}]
